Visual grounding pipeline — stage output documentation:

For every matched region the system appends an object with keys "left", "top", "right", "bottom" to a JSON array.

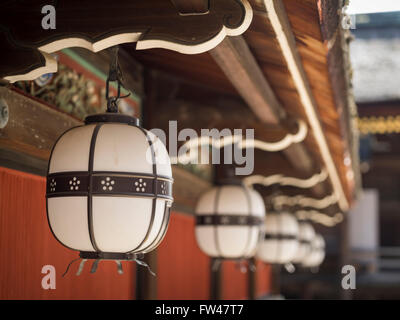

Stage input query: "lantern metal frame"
[{"left": 46, "top": 114, "right": 174, "bottom": 262}]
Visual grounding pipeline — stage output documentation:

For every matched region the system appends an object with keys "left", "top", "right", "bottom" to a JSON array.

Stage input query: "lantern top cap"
[
  {"left": 214, "top": 178, "right": 244, "bottom": 186},
  {"left": 84, "top": 113, "right": 140, "bottom": 127}
]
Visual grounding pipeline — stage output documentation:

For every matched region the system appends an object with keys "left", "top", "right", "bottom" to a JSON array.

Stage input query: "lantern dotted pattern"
[
  {"left": 302, "top": 234, "right": 325, "bottom": 268},
  {"left": 257, "top": 212, "right": 299, "bottom": 264},
  {"left": 195, "top": 185, "right": 265, "bottom": 260},
  {"left": 46, "top": 114, "right": 173, "bottom": 259},
  {"left": 292, "top": 221, "right": 315, "bottom": 264}
]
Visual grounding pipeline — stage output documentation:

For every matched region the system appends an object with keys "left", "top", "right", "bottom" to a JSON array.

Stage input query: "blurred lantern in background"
[
  {"left": 292, "top": 221, "right": 315, "bottom": 264},
  {"left": 46, "top": 113, "right": 173, "bottom": 274},
  {"left": 302, "top": 234, "right": 326, "bottom": 269},
  {"left": 195, "top": 185, "right": 265, "bottom": 261},
  {"left": 256, "top": 212, "right": 299, "bottom": 264}
]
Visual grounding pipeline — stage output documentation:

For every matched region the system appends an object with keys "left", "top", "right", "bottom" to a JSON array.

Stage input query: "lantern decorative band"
[
  {"left": 264, "top": 233, "right": 298, "bottom": 241},
  {"left": 80, "top": 251, "right": 139, "bottom": 260},
  {"left": 196, "top": 214, "right": 263, "bottom": 226},
  {"left": 46, "top": 172, "right": 173, "bottom": 200}
]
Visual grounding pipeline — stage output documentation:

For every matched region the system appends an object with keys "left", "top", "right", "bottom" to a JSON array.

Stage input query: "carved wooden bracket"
[{"left": 0, "top": 0, "right": 252, "bottom": 83}]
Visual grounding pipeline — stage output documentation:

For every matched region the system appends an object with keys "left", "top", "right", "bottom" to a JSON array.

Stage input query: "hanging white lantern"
[
  {"left": 302, "top": 234, "right": 325, "bottom": 268},
  {"left": 292, "top": 221, "right": 315, "bottom": 264},
  {"left": 256, "top": 212, "right": 299, "bottom": 264},
  {"left": 46, "top": 113, "right": 173, "bottom": 263},
  {"left": 195, "top": 185, "right": 265, "bottom": 259}
]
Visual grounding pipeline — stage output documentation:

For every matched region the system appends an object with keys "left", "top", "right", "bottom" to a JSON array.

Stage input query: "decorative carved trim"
[{"left": 0, "top": 0, "right": 253, "bottom": 82}]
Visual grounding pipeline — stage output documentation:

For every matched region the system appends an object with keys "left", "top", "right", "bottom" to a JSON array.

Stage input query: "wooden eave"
[
  {"left": 130, "top": 0, "right": 358, "bottom": 212},
  {"left": 0, "top": 0, "right": 358, "bottom": 214}
]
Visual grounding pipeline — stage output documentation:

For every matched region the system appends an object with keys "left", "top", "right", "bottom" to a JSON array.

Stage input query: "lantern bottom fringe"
[
  {"left": 61, "top": 252, "right": 156, "bottom": 277},
  {"left": 211, "top": 258, "right": 257, "bottom": 273}
]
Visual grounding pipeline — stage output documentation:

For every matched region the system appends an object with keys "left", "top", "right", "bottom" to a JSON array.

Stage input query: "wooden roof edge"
[
  {"left": 317, "top": 0, "right": 362, "bottom": 201},
  {"left": 262, "top": 0, "right": 350, "bottom": 211}
]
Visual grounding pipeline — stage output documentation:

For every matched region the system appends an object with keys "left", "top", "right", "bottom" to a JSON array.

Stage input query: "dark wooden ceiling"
[{"left": 127, "top": 0, "right": 356, "bottom": 211}]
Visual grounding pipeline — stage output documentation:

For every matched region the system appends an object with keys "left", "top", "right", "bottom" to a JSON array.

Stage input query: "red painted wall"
[
  {"left": 0, "top": 167, "right": 135, "bottom": 300},
  {"left": 157, "top": 212, "right": 210, "bottom": 299},
  {"left": 0, "top": 167, "right": 270, "bottom": 300},
  {"left": 221, "top": 261, "right": 249, "bottom": 300}
]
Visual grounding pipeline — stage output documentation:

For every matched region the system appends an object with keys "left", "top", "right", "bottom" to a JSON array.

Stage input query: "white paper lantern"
[
  {"left": 302, "top": 234, "right": 325, "bottom": 268},
  {"left": 46, "top": 113, "right": 173, "bottom": 261},
  {"left": 195, "top": 185, "right": 265, "bottom": 259},
  {"left": 292, "top": 221, "right": 315, "bottom": 264},
  {"left": 256, "top": 212, "right": 299, "bottom": 264}
]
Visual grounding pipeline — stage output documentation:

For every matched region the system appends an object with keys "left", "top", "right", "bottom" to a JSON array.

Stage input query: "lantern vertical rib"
[
  {"left": 241, "top": 186, "right": 254, "bottom": 258},
  {"left": 87, "top": 124, "right": 102, "bottom": 252},
  {"left": 213, "top": 187, "right": 223, "bottom": 258},
  {"left": 128, "top": 127, "right": 158, "bottom": 253}
]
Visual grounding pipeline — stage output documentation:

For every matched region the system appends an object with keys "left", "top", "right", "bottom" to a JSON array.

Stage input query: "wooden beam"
[
  {"left": 0, "top": 87, "right": 81, "bottom": 161},
  {"left": 210, "top": 36, "right": 326, "bottom": 196},
  {"left": 263, "top": 0, "right": 349, "bottom": 211},
  {"left": 210, "top": 36, "right": 284, "bottom": 124}
]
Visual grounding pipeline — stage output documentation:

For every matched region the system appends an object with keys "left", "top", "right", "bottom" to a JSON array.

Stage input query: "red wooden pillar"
[{"left": 255, "top": 260, "right": 271, "bottom": 298}]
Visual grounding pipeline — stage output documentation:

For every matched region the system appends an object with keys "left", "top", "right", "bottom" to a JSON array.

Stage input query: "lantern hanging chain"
[{"left": 106, "top": 46, "right": 131, "bottom": 113}]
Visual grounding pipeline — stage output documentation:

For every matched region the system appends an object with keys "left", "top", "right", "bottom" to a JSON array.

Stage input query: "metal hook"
[
  {"left": 105, "top": 46, "right": 131, "bottom": 113},
  {"left": 90, "top": 259, "right": 100, "bottom": 274}
]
